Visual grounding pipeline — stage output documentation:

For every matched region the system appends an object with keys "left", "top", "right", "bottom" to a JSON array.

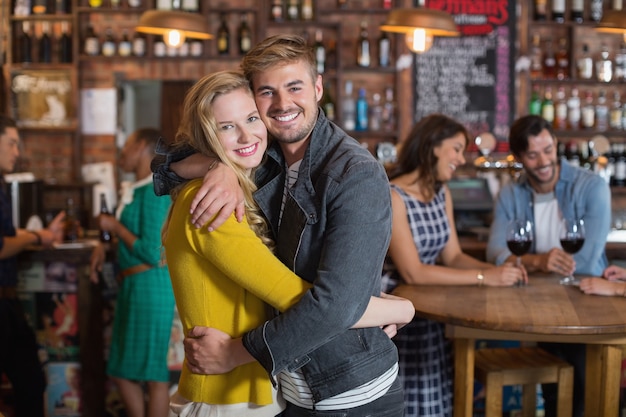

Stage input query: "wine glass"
[
  {"left": 506, "top": 219, "right": 533, "bottom": 270},
  {"left": 559, "top": 218, "right": 585, "bottom": 286}
]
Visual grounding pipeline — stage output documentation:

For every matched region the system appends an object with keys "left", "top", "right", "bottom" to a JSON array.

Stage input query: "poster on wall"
[
  {"left": 416, "top": 0, "right": 516, "bottom": 151},
  {"left": 10, "top": 69, "right": 74, "bottom": 128}
]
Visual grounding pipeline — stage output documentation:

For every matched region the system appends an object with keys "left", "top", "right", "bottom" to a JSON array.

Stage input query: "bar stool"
[{"left": 474, "top": 346, "right": 574, "bottom": 417}]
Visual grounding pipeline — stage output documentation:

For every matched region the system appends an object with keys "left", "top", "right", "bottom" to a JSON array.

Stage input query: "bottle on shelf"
[
  {"left": 63, "top": 197, "right": 80, "bottom": 242},
  {"left": 99, "top": 193, "right": 112, "bottom": 243},
  {"left": 237, "top": 13, "right": 252, "bottom": 56},
  {"left": 110, "top": 0, "right": 120, "bottom": 9},
  {"left": 356, "top": 21, "right": 371, "bottom": 68},
  {"left": 378, "top": 29, "right": 391, "bottom": 68},
  {"left": 577, "top": 44, "right": 593, "bottom": 80},
  {"left": 38, "top": 22, "right": 52, "bottom": 63},
  {"left": 17, "top": 22, "right": 33, "bottom": 64},
  {"left": 615, "top": 42, "right": 626, "bottom": 82},
  {"left": 529, "top": 85, "right": 542, "bottom": 115},
  {"left": 313, "top": 29, "right": 325, "bottom": 74},
  {"left": 542, "top": 38, "right": 556, "bottom": 79},
  {"left": 596, "top": 44, "right": 613, "bottom": 83},
  {"left": 341, "top": 80, "right": 356, "bottom": 131},
  {"left": 55, "top": 0, "right": 70, "bottom": 14},
  {"left": 554, "top": 86, "right": 568, "bottom": 130},
  {"left": 128, "top": 0, "right": 142, "bottom": 7},
  {"left": 552, "top": 0, "right": 565, "bottom": 22},
  {"left": 610, "top": 91, "right": 623, "bottom": 130},
  {"left": 179, "top": 38, "right": 190, "bottom": 57},
  {"left": 320, "top": 82, "right": 336, "bottom": 121},
  {"left": 595, "top": 89, "right": 609, "bottom": 132},
  {"left": 301, "top": 0, "right": 313, "bottom": 21},
  {"left": 612, "top": 143, "right": 626, "bottom": 187},
  {"left": 540, "top": 86, "right": 555, "bottom": 124},
  {"left": 181, "top": 0, "right": 198, "bottom": 12},
  {"left": 153, "top": 35, "right": 166, "bottom": 57},
  {"left": 337, "top": 0, "right": 347, "bottom": 9},
  {"left": 591, "top": 0, "right": 603, "bottom": 22},
  {"left": 101, "top": 28, "right": 116, "bottom": 57},
  {"left": 217, "top": 14, "right": 230, "bottom": 55},
  {"left": 58, "top": 22, "right": 72, "bottom": 63},
  {"left": 534, "top": 0, "right": 547, "bottom": 20},
  {"left": 83, "top": 24, "right": 100, "bottom": 56},
  {"left": 567, "top": 87, "right": 581, "bottom": 130},
  {"left": 271, "top": 0, "right": 284, "bottom": 22},
  {"left": 566, "top": 141, "right": 580, "bottom": 167},
  {"left": 31, "top": 0, "right": 46, "bottom": 14},
  {"left": 580, "top": 141, "right": 592, "bottom": 170},
  {"left": 287, "top": 0, "right": 299, "bottom": 21},
  {"left": 555, "top": 37, "right": 569, "bottom": 80},
  {"left": 614, "top": 0, "right": 624, "bottom": 10},
  {"left": 382, "top": 86, "right": 396, "bottom": 132},
  {"left": 355, "top": 87, "right": 369, "bottom": 131},
  {"left": 190, "top": 38, "right": 203, "bottom": 57},
  {"left": 529, "top": 33, "right": 543, "bottom": 79},
  {"left": 132, "top": 31, "right": 146, "bottom": 57},
  {"left": 571, "top": 0, "right": 584, "bottom": 23},
  {"left": 581, "top": 90, "right": 595, "bottom": 130},
  {"left": 156, "top": 0, "right": 172, "bottom": 10},
  {"left": 118, "top": 30, "right": 132, "bottom": 57},
  {"left": 369, "top": 92, "right": 383, "bottom": 131}
]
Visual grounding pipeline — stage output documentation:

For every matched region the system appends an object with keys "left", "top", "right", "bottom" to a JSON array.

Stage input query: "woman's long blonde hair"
[{"left": 161, "top": 70, "right": 273, "bottom": 249}]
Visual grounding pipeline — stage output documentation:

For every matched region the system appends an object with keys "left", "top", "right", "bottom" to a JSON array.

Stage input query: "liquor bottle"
[
  {"left": 38, "top": 22, "right": 52, "bottom": 63},
  {"left": 610, "top": 91, "right": 623, "bottom": 130},
  {"left": 554, "top": 86, "right": 568, "bottom": 130},
  {"left": 581, "top": 90, "right": 595, "bottom": 129},
  {"left": 529, "top": 85, "right": 542, "bottom": 115},
  {"left": 540, "top": 86, "right": 555, "bottom": 124},
  {"left": 271, "top": 0, "right": 284, "bottom": 21},
  {"left": 132, "top": 31, "right": 146, "bottom": 57},
  {"left": 615, "top": 42, "right": 626, "bottom": 81},
  {"left": 313, "top": 30, "right": 325, "bottom": 74},
  {"left": 615, "top": 0, "right": 624, "bottom": 9},
  {"left": 534, "top": 0, "right": 547, "bottom": 20},
  {"left": 355, "top": 88, "right": 369, "bottom": 131},
  {"left": 190, "top": 38, "right": 203, "bottom": 57},
  {"left": 99, "top": 193, "right": 113, "bottom": 243},
  {"left": 84, "top": 24, "right": 100, "bottom": 56},
  {"left": 181, "top": 0, "right": 198, "bottom": 12},
  {"left": 171, "top": 0, "right": 181, "bottom": 10},
  {"left": 567, "top": 87, "right": 581, "bottom": 129},
  {"left": 301, "top": 0, "right": 313, "bottom": 21},
  {"left": 542, "top": 38, "right": 556, "bottom": 79},
  {"left": 356, "top": 21, "right": 370, "bottom": 67},
  {"left": 56, "top": 0, "right": 70, "bottom": 14},
  {"left": 217, "top": 14, "right": 230, "bottom": 55},
  {"left": 369, "top": 92, "right": 383, "bottom": 131},
  {"left": 156, "top": 0, "right": 171, "bottom": 9},
  {"left": 118, "top": 30, "right": 131, "bottom": 57},
  {"left": 596, "top": 44, "right": 613, "bottom": 83},
  {"left": 566, "top": 141, "right": 580, "bottom": 167},
  {"left": 237, "top": 13, "right": 252, "bottom": 55},
  {"left": 552, "top": 0, "right": 565, "bottom": 22},
  {"left": 555, "top": 37, "right": 569, "bottom": 80},
  {"left": 571, "top": 0, "right": 583, "bottom": 22},
  {"left": 577, "top": 44, "right": 593, "bottom": 80},
  {"left": 58, "top": 22, "right": 72, "bottom": 63},
  {"left": 382, "top": 86, "right": 396, "bottom": 132},
  {"left": 17, "top": 22, "right": 33, "bottom": 63},
  {"left": 63, "top": 198, "right": 79, "bottom": 242},
  {"left": 579, "top": 141, "right": 591, "bottom": 170},
  {"left": 153, "top": 35, "right": 166, "bottom": 57},
  {"left": 287, "top": 0, "right": 299, "bottom": 20},
  {"left": 341, "top": 80, "right": 356, "bottom": 131},
  {"left": 596, "top": 90, "right": 609, "bottom": 132},
  {"left": 101, "top": 28, "right": 116, "bottom": 57},
  {"left": 320, "top": 82, "right": 336, "bottom": 121},
  {"left": 591, "top": 0, "right": 603, "bottom": 22},
  {"left": 613, "top": 144, "right": 626, "bottom": 186},
  {"left": 529, "top": 33, "right": 543, "bottom": 78},
  {"left": 378, "top": 30, "right": 391, "bottom": 68}
]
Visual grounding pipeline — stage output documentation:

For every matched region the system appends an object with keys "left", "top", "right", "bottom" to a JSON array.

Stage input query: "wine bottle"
[
  {"left": 287, "top": 0, "right": 299, "bottom": 21},
  {"left": 99, "top": 193, "right": 112, "bottom": 243},
  {"left": 237, "top": 13, "right": 252, "bottom": 55},
  {"left": 356, "top": 20, "right": 370, "bottom": 67},
  {"left": 552, "top": 0, "right": 565, "bottom": 22},
  {"left": 217, "top": 14, "right": 230, "bottom": 55},
  {"left": 58, "top": 21, "right": 72, "bottom": 63},
  {"left": 181, "top": 0, "right": 198, "bottom": 12},
  {"left": 313, "top": 29, "right": 325, "bottom": 74},
  {"left": 571, "top": 0, "right": 583, "bottom": 22},
  {"left": 63, "top": 198, "right": 80, "bottom": 242},
  {"left": 17, "top": 22, "right": 33, "bottom": 63},
  {"left": 101, "top": 27, "right": 116, "bottom": 57},
  {"left": 38, "top": 22, "right": 52, "bottom": 63},
  {"left": 301, "top": 0, "right": 313, "bottom": 21},
  {"left": 341, "top": 80, "right": 356, "bottom": 131},
  {"left": 132, "top": 32, "right": 146, "bottom": 57},
  {"left": 118, "top": 29, "right": 132, "bottom": 57},
  {"left": 320, "top": 82, "right": 336, "bottom": 121},
  {"left": 378, "top": 30, "right": 391, "bottom": 68},
  {"left": 591, "top": 0, "right": 603, "bottom": 22},
  {"left": 271, "top": 0, "right": 284, "bottom": 21},
  {"left": 84, "top": 24, "right": 100, "bottom": 56},
  {"left": 534, "top": 0, "right": 547, "bottom": 20},
  {"left": 153, "top": 35, "right": 166, "bottom": 57},
  {"left": 355, "top": 87, "right": 369, "bottom": 131}
]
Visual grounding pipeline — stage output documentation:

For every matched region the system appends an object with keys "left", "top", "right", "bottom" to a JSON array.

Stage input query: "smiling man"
[{"left": 486, "top": 114, "right": 611, "bottom": 417}]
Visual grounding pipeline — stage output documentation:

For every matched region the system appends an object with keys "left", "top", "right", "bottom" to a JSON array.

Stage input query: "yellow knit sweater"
[{"left": 164, "top": 179, "right": 311, "bottom": 405}]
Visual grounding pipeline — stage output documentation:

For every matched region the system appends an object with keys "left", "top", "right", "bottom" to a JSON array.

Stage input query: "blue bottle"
[{"left": 356, "top": 88, "right": 369, "bottom": 131}]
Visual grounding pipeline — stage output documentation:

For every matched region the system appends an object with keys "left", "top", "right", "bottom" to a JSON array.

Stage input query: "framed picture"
[{"left": 10, "top": 69, "right": 74, "bottom": 128}]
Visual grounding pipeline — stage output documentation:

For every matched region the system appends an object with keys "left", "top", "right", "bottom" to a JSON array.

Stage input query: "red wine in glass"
[
  {"left": 506, "top": 220, "right": 533, "bottom": 274},
  {"left": 507, "top": 239, "right": 532, "bottom": 257},
  {"left": 559, "top": 218, "right": 585, "bottom": 285}
]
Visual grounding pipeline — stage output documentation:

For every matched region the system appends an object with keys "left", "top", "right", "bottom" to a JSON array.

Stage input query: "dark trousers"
[
  {"left": 538, "top": 342, "right": 586, "bottom": 417},
  {"left": 0, "top": 299, "right": 46, "bottom": 417},
  {"left": 279, "top": 376, "right": 404, "bottom": 417}
]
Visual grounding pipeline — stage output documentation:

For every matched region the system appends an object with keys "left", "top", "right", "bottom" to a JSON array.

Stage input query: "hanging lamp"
[
  {"left": 380, "top": 8, "right": 459, "bottom": 54},
  {"left": 595, "top": 9, "right": 626, "bottom": 40},
  {"left": 135, "top": 10, "right": 212, "bottom": 48}
]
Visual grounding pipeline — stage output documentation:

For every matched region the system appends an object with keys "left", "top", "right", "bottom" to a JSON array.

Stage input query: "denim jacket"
[
  {"left": 486, "top": 159, "right": 610, "bottom": 276},
  {"left": 152, "top": 110, "right": 397, "bottom": 402}
]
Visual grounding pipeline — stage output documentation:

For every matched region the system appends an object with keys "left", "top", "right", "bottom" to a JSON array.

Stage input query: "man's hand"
[
  {"left": 184, "top": 326, "right": 254, "bottom": 374},
  {"left": 189, "top": 163, "right": 245, "bottom": 231},
  {"left": 38, "top": 211, "right": 66, "bottom": 247},
  {"left": 538, "top": 248, "right": 575, "bottom": 275}
]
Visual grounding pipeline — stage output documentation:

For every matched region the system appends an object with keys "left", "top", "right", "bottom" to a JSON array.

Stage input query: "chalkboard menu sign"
[{"left": 415, "top": 0, "right": 516, "bottom": 151}]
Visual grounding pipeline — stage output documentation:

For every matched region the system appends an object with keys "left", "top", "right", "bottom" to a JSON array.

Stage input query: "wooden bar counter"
[{"left": 393, "top": 275, "right": 626, "bottom": 417}]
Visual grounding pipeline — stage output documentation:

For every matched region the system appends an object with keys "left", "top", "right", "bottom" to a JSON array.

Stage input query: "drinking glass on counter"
[
  {"left": 559, "top": 217, "right": 585, "bottom": 286},
  {"left": 506, "top": 219, "right": 533, "bottom": 270}
]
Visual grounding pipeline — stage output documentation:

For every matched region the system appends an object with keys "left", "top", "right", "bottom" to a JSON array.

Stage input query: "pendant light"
[
  {"left": 135, "top": 10, "right": 212, "bottom": 48},
  {"left": 595, "top": 10, "right": 626, "bottom": 41},
  {"left": 380, "top": 8, "right": 459, "bottom": 54}
]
